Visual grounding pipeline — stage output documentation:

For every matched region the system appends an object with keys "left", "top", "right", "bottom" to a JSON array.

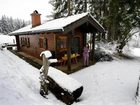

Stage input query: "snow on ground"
[
  {"left": 0, "top": 38, "right": 140, "bottom": 105},
  {"left": 0, "top": 48, "right": 140, "bottom": 105},
  {"left": 0, "top": 34, "right": 15, "bottom": 44},
  {"left": 71, "top": 59, "right": 140, "bottom": 105},
  {"left": 72, "top": 47, "right": 140, "bottom": 105},
  {"left": 0, "top": 49, "right": 64, "bottom": 105},
  {"left": 132, "top": 48, "right": 140, "bottom": 57}
]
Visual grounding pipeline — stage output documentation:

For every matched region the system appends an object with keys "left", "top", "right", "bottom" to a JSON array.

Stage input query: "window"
[
  {"left": 39, "top": 38, "right": 43, "bottom": 48},
  {"left": 21, "top": 37, "right": 25, "bottom": 46},
  {"left": 20, "top": 37, "right": 23, "bottom": 46},
  {"left": 44, "top": 38, "right": 48, "bottom": 49},
  {"left": 27, "top": 37, "right": 30, "bottom": 47},
  {"left": 57, "top": 36, "right": 67, "bottom": 49},
  {"left": 72, "top": 37, "right": 80, "bottom": 53},
  {"left": 20, "top": 37, "right": 30, "bottom": 47},
  {"left": 25, "top": 38, "right": 27, "bottom": 45},
  {"left": 39, "top": 37, "right": 48, "bottom": 49}
]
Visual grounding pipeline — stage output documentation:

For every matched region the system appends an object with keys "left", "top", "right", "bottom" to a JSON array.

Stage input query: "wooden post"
[
  {"left": 40, "top": 50, "right": 52, "bottom": 97},
  {"left": 40, "top": 54, "right": 50, "bottom": 97},
  {"left": 43, "top": 55, "right": 49, "bottom": 79},
  {"left": 15, "top": 35, "right": 20, "bottom": 50},
  {"left": 91, "top": 33, "right": 95, "bottom": 61},
  {"left": 67, "top": 33, "right": 72, "bottom": 73},
  {"left": 40, "top": 50, "right": 57, "bottom": 97}
]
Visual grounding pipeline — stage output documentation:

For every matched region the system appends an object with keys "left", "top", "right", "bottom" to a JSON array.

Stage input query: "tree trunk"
[
  {"left": 67, "top": 0, "right": 71, "bottom": 16},
  {"left": 91, "top": 33, "right": 95, "bottom": 61},
  {"left": 47, "top": 76, "right": 83, "bottom": 105},
  {"left": 117, "top": 40, "right": 126, "bottom": 54}
]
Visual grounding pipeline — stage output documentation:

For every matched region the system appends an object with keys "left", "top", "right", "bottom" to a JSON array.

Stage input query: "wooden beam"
[
  {"left": 91, "top": 33, "right": 95, "bottom": 61},
  {"left": 15, "top": 35, "right": 20, "bottom": 50},
  {"left": 88, "top": 16, "right": 105, "bottom": 33},
  {"left": 67, "top": 32, "right": 72, "bottom": 73}
]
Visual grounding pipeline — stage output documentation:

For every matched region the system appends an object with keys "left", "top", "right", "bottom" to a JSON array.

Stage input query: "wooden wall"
[
  {"left": 19, "top": 32, "right": 56, "bottom": 59},
  {"left": 55, "top": 28, "right": 83, "bottom": 59},
  {"left": 17, "top": 27, "right": 84, "bottom": 60}
]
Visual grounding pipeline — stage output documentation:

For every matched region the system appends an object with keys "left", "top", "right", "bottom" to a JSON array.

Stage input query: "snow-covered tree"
[
  {"left": 107, "top": 0, "right": 140, "bottom": 53},
  {"left": 73, "top": 0, "right": 87, "bottom": 14},
  {"left": 49, "top": 0, "right": 89, "bottom": 18},
  {"left": 0, "top": 15, "right": 29, "bottom": 35},
  {"left": 49, "top": 0, "right": 68, "bottom": 18},
  {"left": 50, "top": 0, "right": 140, "bottom": 53},
  {"left": 0, "top": 15, "right": 9, "bottom": 34}
]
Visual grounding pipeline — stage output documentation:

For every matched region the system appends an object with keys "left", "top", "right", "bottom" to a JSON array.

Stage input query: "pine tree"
[
  {"left": 0, "top": 15, "right": 9, "bottom": 34},
  {"left": 106, "top": 0, "right": 140, "bottom": 53},
  {"left": 49, "top": 0, "right": 88, "bottom": 18},
  {"left": 49, "top": 0, "right": 140, "bottom": 53},
  {"left": 49, "top": 0, "right": 68, "bottom": 18},
  {"left": 73, "top": 0, "right": 87, "bottom": 14},
  {"left": 88, "top": 0, "right": 110, "bottom": 41},
  {"left": 0, "top": 15, "right": 28, "bottom": 35}
]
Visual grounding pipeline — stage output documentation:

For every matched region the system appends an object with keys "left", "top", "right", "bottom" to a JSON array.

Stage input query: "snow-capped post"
[
  {"left": 39, "top": 50, "right": 57, "bottom": 97},
  {"left": 39, "top": 50, "right": 83, "bottom": 104}
]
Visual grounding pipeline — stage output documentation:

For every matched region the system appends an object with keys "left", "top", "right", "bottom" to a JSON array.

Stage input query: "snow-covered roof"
[{"left": 9, "top": 13, "right": 105, "bottom": 35}]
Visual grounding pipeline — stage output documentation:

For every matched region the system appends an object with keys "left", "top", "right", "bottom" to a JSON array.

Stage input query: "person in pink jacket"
[{"left": 83, "top": 43, "right": 90, "bottom": 67}]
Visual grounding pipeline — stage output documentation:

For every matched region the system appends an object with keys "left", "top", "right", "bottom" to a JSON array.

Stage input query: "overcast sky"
[{"left": 0, "top": 0, "right": 53, "bottom": 21}]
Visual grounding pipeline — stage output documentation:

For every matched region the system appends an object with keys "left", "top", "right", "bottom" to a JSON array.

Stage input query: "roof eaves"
[
  {"left": 62, "top": 15, "right": 88, "bottom": 34},
  {"left": 9, "top": 31, "right": 32, "bottom": 36},
  {"left": 31, "top": 28, "right": 63, "bottom": 33},
  {"left": 88, "top": 13, "right": 105, "bottom": 33},
  {"left": 9, "top": 28, "right": 63, "bottom": 36}
]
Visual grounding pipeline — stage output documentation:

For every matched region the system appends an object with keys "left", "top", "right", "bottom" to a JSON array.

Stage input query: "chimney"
[{"left": 31, "top": 10, "right": 41, "bottom": 28}]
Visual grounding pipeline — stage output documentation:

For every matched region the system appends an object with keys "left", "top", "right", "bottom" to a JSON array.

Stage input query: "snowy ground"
[
  {"left": 0, "top": 48, "right": 140, "bottom": 105},
  {"left": 0, "top": 34, "right": 15, "bottom": 44},
  {"left": 0, "top": 34, "right": 140, "bottom": 105},
  {"left": 71, "top": 56, "right": 140, "bottom": 105},
  {"left": 0, "top": 49, "right": 63, "bottom": 105}
]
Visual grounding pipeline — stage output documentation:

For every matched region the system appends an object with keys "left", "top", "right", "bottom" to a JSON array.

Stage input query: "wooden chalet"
[{"left": 9, "top": 10, "right": 105, "bottom": 72}]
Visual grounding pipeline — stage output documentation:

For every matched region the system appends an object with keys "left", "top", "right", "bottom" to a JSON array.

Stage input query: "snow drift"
[{"left": 0, "top": 49, "right": 63, "bottom": 105}]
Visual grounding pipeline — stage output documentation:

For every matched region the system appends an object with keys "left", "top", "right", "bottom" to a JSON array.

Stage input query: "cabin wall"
[
  {"left": 17, "top": 27, "right": 87, "bottom": 60},
  {"left": 55, "top": 28, "right": 83, "bottom": 59},
  {"left": 74, "top": 28, "right": 83, "bottom": 53},
  {"left": 18, "top": 33, "right": 56, "bottom": 59}
]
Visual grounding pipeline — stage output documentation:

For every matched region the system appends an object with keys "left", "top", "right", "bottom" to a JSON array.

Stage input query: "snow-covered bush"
[
  {"left": 126, "top": 32, "right": 140, "bottom": 48},
  {"left": 95, "top": 41, "right": 118, "bottom": 55},
  {"left": 94, "top": 41, "right": 118, "bottom": 62},
  {"left": 123, "top": 30, "right": 140, "bottom": 55},
  {"left": 94, "top": 47, "right": 113, "bottom": 62}
]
